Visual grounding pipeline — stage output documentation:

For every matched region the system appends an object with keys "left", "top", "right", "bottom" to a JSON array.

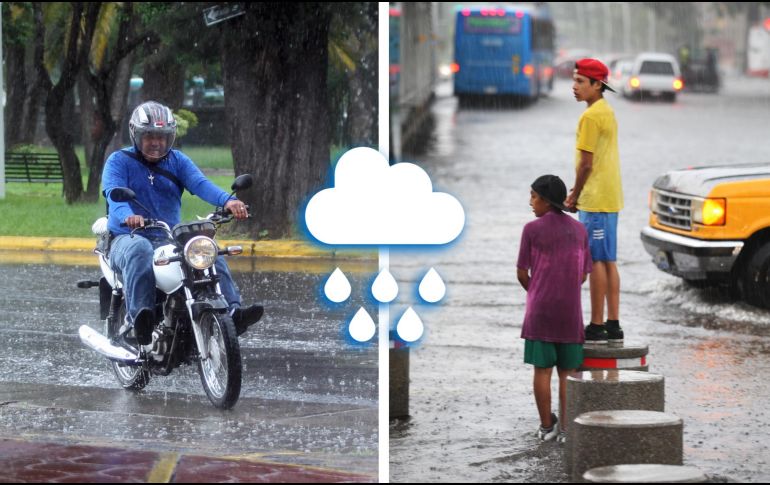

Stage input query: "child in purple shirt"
[{"left": 517, "top": 175, "right": 592, "bottom": 442}]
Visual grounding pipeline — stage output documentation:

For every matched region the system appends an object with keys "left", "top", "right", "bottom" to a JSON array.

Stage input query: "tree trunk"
[
  {"left": 79, "top": 70, "right": 97, "bottom": 167},
  {"left": 46, "top": 86, "right": 85, "bottom": 202},
  {"left": 106, "top": 52, "right": 135, "bottom": 156},
  {"left": 222, "top": 3, "right": 331, "bottom": 238},
  {"left": 5, "top": 44, "right": 27, "bottom": 147},
  {"left": 21, "top": 18, "right": 46, "bottom": 145},
  {"left": 346, "top": 49, "right": 378, "bottom": 145}
]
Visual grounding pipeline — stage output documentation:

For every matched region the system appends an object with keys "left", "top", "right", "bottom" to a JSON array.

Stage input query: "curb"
[{"left": 0, "top": 236, "right": 375, "bottom": 261}]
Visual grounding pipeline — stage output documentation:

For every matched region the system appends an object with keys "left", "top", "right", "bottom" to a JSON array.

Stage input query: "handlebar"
[
  {"left": 119, "top": 204, "right": 248, "bottom": 237},
  {"left": 209, "top": 204, "right": 251, "bottom": 224}
]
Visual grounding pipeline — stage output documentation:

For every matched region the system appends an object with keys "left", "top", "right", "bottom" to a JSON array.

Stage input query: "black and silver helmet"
[{"left": 128, "top": 101, "right": 177, "bottom": 159}]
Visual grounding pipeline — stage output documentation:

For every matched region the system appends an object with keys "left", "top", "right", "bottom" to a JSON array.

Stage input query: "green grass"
[{"left": 0, "top": 175, "right": 237, "bottom": 238}]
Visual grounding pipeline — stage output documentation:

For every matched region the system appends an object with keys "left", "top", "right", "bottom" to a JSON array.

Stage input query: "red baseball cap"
[{"left": 574, "top": 58, "right": 616, "bottom": 93}]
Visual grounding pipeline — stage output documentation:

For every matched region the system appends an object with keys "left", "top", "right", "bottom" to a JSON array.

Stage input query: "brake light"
[
  {"left": 462, "top": 9, "right": 470, "bottom": 17},
  {"left": 630, "top": 77, "right": 641, "bottom": 88},
  {"left": 515, "top": 11, "right": 524, "bottom": 18},
  {"left": 673, "top": 78, "right": 684, "bottom": 90},
  {"left": 450, "top": 62, "right": 460, "bottom": 74},
  {"left": 523, "top": 64, "right": 535, "bottom": 76}
]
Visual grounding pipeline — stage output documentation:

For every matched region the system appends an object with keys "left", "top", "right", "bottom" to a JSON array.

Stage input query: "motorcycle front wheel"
[
  {"left": 196, "top": 311, "right": 242, "bottom": 409},
  {"left": 108, "top": 302, "right": 151, "bottom": 390}
]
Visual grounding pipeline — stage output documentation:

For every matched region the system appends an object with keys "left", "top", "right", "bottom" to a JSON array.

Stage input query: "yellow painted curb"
[
  {"left": 0, "top": 236, "right": 375, "bottom": 261},
  {"left": 146, "top": 452, "right": 179, "bottom": 483}
]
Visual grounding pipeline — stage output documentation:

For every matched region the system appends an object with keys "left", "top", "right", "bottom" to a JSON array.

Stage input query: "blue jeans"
[{"left": 109, "top": 234, "right": 242, "bottom": 323}]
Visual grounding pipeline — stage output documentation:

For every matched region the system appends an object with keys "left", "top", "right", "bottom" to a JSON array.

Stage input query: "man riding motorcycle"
[{"left": 102, "top": 101, "right": 263, "bottom": 345}]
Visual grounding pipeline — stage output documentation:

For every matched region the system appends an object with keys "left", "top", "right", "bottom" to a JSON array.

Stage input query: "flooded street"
[
  {"left": 0, "top": 256, "right": 378, "bottom": 476},
  {"left": 389, "top": 77, "right": 770, "bottom": 482}
]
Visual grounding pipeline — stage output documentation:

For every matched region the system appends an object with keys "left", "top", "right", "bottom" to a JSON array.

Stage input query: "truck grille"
[{"left": 654, "top": 190, "right": 692, "bottom": 230}]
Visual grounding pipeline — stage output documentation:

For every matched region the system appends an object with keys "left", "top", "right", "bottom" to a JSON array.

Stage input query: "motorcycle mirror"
[
  {"left": 109, "top": 187, "right": 136, "bottom": 202},
  {"left": 231, "top": 174, "right": 253, "bottom": 192}
]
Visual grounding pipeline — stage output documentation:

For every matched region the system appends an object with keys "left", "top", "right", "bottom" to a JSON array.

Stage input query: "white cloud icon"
[{"left": 305, "top": 147, "right": 465, "bottom": 245}]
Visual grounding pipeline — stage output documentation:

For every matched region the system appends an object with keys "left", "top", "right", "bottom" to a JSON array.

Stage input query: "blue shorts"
[{"left": 579, "top": 211, "right": 618, "bottom": 262}]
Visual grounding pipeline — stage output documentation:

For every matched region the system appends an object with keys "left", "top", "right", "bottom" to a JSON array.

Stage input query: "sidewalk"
[{"left": 0, "top": 438, "right": 375, "bottom": 483}]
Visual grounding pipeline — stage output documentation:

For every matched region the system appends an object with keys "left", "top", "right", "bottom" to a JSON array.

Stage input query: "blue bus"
[{"left": 452, "top": 5, "right": 555, "bottom": 102}]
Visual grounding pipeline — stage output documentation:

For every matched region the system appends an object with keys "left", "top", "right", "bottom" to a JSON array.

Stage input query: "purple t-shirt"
[{"left": 517, "top": 211, "right": 592, "bottom": 343}]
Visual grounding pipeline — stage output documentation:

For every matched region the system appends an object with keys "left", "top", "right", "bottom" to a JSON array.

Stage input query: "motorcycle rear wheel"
[
  {"left": 197, "top": 311, "right": 242, "bottom": 409},
  {"left": 108, "top": 302, "right": 151, "bottom": 390}
]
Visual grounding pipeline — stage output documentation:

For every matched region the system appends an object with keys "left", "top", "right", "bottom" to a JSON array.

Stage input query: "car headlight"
[
  {"left": 184, "top": 236, "right": 218, "bottom": 270},
  {"left": 692, "top": 197, "right": 726, "bottom": 226}
]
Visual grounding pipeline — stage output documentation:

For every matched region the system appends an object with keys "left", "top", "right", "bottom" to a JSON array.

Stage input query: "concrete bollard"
[
  {"left": 565, "top": 370, "right": 665, "bottom": 472},
  {"left": 581, "top": 343, "right": 649, "bottom": 372},
  {"left": 390, "top": 341, "right": 410, "bottom": 419},
  {"left": 570, "top": 410, "right": 683, "bottom": 481},
  {"left": 583, "top": 464, "right": 707, "bottom": 483}
]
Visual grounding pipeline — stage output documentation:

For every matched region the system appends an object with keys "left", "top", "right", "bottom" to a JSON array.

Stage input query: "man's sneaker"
[
  {"left": 232, "top": 304, "right": 264, "bottom": 336},
  {"left": 585, "top": 323, "right": 609, "bottom": 344},
  {"left": 536, "top": 413, "right": 559, "bottom": 442},
  {"left": 556, "top": 429, "right": 567, "bottom": 444},
  {"left": 605, "top": 320, "right": 624, "bottom": 342}
]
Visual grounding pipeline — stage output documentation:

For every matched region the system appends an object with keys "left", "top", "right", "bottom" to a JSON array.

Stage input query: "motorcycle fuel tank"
[{"left": 153, "top": 244, "right": 184, "bottom": 294}]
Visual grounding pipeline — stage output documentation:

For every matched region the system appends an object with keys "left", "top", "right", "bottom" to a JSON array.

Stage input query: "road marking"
[{"left": 146, "top": 452, "right": 179, "bottom": 483}]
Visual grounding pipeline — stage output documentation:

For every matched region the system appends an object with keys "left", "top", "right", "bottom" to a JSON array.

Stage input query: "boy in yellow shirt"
[{"left": 564, "top": 58, "right": 624, "bottom": 344}]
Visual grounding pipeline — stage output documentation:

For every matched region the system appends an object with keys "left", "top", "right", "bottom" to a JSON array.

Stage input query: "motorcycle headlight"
[{"left": 184, "top": 236, "right": 218, "bottom": 270}]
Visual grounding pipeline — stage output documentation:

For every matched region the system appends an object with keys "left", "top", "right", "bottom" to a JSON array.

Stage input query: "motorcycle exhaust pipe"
[{"left": 78, "top": 325, "right": 139, "bottom": 364}]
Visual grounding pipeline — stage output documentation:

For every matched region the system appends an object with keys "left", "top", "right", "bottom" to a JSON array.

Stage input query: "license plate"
[
  {"left": 654, "top": 250, "right": 671, "bottom": 271},
  {"left": 484, "top": 86, "right": 498, "bottom": 94},
  {"left": 651, "top": 90, "right": 662, "bottom": 97}
]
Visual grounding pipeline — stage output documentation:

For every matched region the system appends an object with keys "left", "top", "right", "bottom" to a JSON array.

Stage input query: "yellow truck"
[{"left": 640, "top": 164, "right": 770, "bottom": 308}]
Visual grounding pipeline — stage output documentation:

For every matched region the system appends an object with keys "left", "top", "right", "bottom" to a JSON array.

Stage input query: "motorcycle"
[{"left": 77, "top": 174, "right": 253, "bottom": 409}]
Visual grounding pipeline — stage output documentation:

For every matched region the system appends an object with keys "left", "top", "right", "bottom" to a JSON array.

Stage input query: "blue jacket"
[{"left": 102, "top": 147, "right": 234, "bottom": 236}]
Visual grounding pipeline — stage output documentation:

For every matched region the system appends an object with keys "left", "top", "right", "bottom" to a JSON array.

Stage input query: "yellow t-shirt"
[{"left": 575, "top": 98, "right": 624, "bottom": 212}]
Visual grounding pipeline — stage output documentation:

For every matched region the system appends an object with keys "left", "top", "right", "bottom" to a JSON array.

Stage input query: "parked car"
[
  {"left": 640, "top": 164, "right": 770, "bottom": 308},
  {"left": 622, "top": 52, "right": 683, "bottom": 102}
]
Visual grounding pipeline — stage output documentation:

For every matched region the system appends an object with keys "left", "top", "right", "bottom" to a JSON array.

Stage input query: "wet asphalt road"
[
  {"left": 389, "top": 77, "right": 770, "bottom": 482},
  {"left": 0, "top": 256, "right": 379, "bottom": 476}
]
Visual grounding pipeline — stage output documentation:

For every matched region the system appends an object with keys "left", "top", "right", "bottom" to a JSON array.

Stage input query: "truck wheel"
[{"left": 741, "top": 241, "right": 770, "bottom": 309}]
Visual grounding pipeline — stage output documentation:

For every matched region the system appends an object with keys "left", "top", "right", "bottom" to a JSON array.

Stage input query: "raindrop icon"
[
  {"left": 349, "top": 307, "right": 376, "bottom": 342},
  {"left": 324, "top": 267, "right": 351, "bottom": 303},
  {"left": 396, "top": 307, "right": 424, "bottom": 342},
  {"left": 418, "top": 267, "right": 446, "bottom": 303},
  {"left": 372, "top": 268, "right": 399, "bottom": 303}
]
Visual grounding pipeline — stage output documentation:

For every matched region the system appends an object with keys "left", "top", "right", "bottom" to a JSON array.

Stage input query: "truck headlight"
[
  {"left": 692, "top": 198, "right": 726, "bottom": 226},
  {"left": 184, "top": 236, "right": 218, "bottom": 270}
]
